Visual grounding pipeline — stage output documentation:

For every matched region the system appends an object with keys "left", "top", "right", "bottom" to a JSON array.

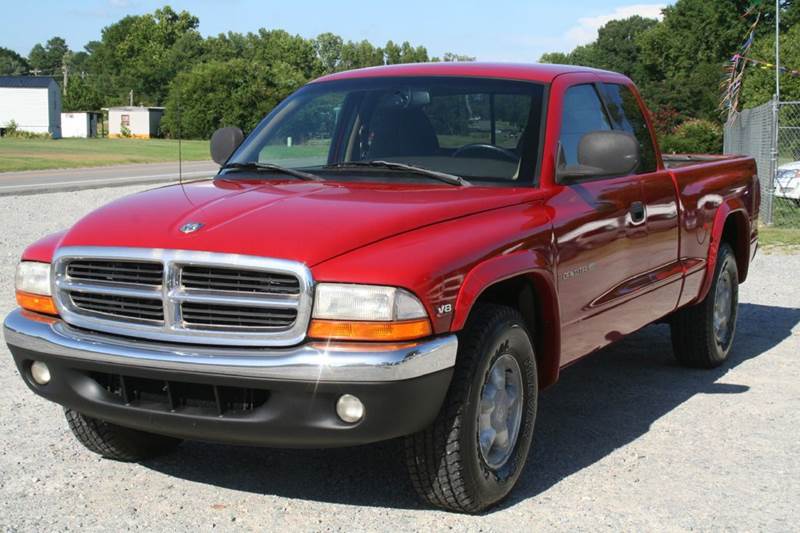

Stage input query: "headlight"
[
  {"left": 15, "top": 261, "right": 57, "bottom": 315},
  {"left": 15, "top": 262, "right": 52, "bottom": 296},
  {"left": 310, "top": 283, "right": 431, "bottom": 341},
  {"left": 313, "top": 284, "right": 427, "bottom": 321}
]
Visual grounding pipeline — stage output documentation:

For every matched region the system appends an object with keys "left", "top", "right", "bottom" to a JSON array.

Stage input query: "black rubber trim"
[{"left": 8, "top": 344, "right": 453, "bottom": 448}]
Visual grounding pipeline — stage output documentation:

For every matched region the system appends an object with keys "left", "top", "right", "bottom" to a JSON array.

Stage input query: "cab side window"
[
  {"left": 600, "top": 83, "right": 658, "bottom": 173},
  {"left": 559, "top": 84, "right": 612, "bottom": 167}
]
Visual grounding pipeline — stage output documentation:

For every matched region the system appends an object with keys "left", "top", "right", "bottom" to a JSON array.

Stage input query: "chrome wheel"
[
  {"left": 478, "top": 353, "right": 523, "bottom": 470},
  {"left": 713, "top": 266, "right": 734, "bottom": 347}
]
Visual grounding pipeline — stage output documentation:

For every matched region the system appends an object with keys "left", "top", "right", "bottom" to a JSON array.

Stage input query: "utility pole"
[
  {"left": 769, "top": 0, "right": 782, "bottom": 226},
  {"left": 61, "top": 63, "right": 69, "bottom": 96},
  {"left": 129, "top": 89, "right": 133, "bottom": 107},
  {"left": 776, "top": 0, "right": 781, "bottom": 102},
  {"left": 61, "top": 51, "right": 71, "bottom": 97}
]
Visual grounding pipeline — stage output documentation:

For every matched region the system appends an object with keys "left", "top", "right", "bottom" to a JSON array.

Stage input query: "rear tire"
[
  {"left": 65, "top": 409, "right": 181, "bottom": 461},
  {"left": 670, "top": 243, "right": 739, "bottom": 368},
  {"left": 404, "top": 304, "right": 537, "bottom": 513}
]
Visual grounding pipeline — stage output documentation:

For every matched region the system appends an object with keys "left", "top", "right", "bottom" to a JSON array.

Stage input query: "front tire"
[
  {"left": 65, "top": 409, "right": 182, "bottom": 461},
  {"left": 670, "top": 243, "right": 739, "bottom": 368},
  {"left": 404, "top": 304, "right": 537, "bottom": 513}
]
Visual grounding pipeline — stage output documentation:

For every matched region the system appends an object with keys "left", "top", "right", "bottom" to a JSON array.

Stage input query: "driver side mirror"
[
  {"left": 210, "top": 127, "right": 244, "bottom": 166},
  {"left": 557, "top": 131, "right": 640, "bottom": 182}
]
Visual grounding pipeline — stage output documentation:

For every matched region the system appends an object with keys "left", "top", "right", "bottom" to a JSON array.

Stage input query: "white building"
[
  {"left": 0, "top": 76, "right": 62, "bottom": 138},
  {"left": 106, "top": 107, "right": 164, "bottom": 138},
  {"left": 61, "top": 111, "right": 101, "bottom": 138}
]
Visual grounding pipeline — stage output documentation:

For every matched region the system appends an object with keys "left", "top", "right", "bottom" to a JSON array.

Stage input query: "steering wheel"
[{"left": 453, "top": 143, "right": 519, "bottom": 163}]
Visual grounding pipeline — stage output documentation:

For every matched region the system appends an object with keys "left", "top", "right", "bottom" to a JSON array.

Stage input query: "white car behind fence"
[{"left": 776, "top": 161, "right": 800, "bottom": 206}]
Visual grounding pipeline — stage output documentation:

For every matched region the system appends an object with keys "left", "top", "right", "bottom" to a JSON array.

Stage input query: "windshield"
[{"left": 225, "top": 76, "right": 546, "bottom": 185}]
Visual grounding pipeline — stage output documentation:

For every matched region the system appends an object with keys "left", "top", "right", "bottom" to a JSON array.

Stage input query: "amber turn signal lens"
[
  {"left": 308, "top": 318, "right": 432, "bottom": 342},
  {"left": 16, "top": 291, "right": 58, "bottom": 316}
]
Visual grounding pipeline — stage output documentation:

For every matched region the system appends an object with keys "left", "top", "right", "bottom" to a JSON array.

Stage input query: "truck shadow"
[{"left": 142, "top": 303, "right": 799, "bottom": 511}]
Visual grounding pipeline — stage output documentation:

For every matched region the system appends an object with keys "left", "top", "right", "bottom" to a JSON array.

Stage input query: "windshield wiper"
[
  {"left": 221, "top": 162, "right": 323, "bottom": 182},
  {"left": 326, "top": 160, "right": 470, "bottom": 187}
]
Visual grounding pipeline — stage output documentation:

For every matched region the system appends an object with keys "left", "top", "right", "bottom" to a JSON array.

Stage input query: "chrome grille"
[
  {"left": 66, "top": 260, "right": 163, "bottom": 286},
  {"left": 181, "top": 302, "right": 297, "bottom": 329},
  {"left": 70, "top": 291, "right": 164, "bottom": 322},
  {"left": 181, "top": 266, "right": 300, "bottom": 295},
  {"left": 52, "top": 247, "right": 314, "bottom": 347}
]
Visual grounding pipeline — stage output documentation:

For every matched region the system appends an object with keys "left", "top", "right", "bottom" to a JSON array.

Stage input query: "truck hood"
[{"left": 61, "top": 178, "right": 531, "bottom": 266}]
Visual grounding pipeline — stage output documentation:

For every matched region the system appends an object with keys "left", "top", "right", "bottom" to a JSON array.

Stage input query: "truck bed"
[{"left": 662, "top": 153, "right": 743, "bottom": 169}]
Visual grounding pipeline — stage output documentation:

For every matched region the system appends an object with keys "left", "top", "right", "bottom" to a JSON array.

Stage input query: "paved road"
[
  {"left": 0, "top": 160, "right": 218, "bottom": 196},
  {"left": 0, "top": 185, "right": 798, "bottom": 531}
]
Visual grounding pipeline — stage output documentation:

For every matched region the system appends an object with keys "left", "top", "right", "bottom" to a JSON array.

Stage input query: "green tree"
[
  {"left": 28, "top": 36, "right": 69, "bottom": 75},
  {"left": 741, "top": 22, "right": 800, "bottom": 106},
  {"left": 399, "top": 41, "right": 428, "bottom": 63},
  {"left": 540, "top": 15, "right": 656, "bottom": 80},
  {"left": 637, "top": 0, "right": 759, "bottom": 120},
  {"left": 660, "top": 119, "right": 724, "bottom": 154},
  {"left": 0, "top": 47, "right": 29, "bottom": 75},
  {"left": 86, "top": 6, "right": 202, "bottom": 105},
  {"left": 339, "top": 40, "right": 385, "bottom": 70},
  {"left": 204, "top": 29, "right": 317, "bottom": 78},
  {"left": 63, "top": 75, "right": 103, "bottom": 111},
  {"left": 16, "top": 5, "right": 461, "bottom": 130},
  {"left": 69, "top": 50, "right": 91, "bottom": 76},
  {"left": 593, "top": 16, "right": 659, "bottom": 80},
  {"left": 539, "top": 51, "right": 573, "bottom": 65},
  {"left": 384, "top": 40, "right": 403, "bottom": 64},
  {"left": 538, "top": 0, "right": 800, "bottom": 122},
  {"left": 161, "top": 59, "right": 306, "bottom": 139},
  {"left": 314, "top": 32, "right": 343, "bottom": 74},
  {"left": 439, "top": 52, "right": 476, "bottom": 62}
]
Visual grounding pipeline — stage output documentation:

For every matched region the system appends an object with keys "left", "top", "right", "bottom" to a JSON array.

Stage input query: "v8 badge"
[{"left": 436, "top": 303, "right": 453, "bottom": 317}]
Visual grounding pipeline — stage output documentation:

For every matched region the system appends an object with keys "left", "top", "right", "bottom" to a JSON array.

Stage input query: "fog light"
[
  {"left": 336, "top": 394, "right": 365, "bottom": 423},
  {"left": 30, "top": 361, "right": 51, "bottom": 385}
]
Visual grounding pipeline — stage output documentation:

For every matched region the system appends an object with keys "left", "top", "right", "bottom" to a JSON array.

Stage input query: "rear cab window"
[{"left": 427, "top": 93, "right": 534, "bottom": 151}]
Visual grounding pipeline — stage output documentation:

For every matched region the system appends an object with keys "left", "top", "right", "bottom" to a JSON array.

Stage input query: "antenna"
[
  {"left": 177, "top": 87, "right": 183, "bottom": 186},
  {"left": 176, "top": 86, "right": 194, "bottom": 206}
]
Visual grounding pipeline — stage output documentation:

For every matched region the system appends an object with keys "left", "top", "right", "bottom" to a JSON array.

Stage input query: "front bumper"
[{"left": 4, "top": 309, "right": 457, "bottom": 447}]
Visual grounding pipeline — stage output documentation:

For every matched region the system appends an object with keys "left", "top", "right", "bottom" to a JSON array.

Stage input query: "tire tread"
[
  {"left": 671, "top": 243, "right": 738, "bottom": 369},
  {"left": 65, "top": 409, "right": 181, "bottom": 462},
  {"left": 404, "top": 304, "right": 529, "bottom": 513}
]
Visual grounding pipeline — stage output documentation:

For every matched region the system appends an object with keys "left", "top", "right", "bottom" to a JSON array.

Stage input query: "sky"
[{"left": 2, "top": 0, "right": 668, "bottom": 62}]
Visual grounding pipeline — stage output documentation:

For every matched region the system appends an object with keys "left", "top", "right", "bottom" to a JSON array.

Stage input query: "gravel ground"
[{"left": 0, "top": 185, "right": 798, "bottom": 532}]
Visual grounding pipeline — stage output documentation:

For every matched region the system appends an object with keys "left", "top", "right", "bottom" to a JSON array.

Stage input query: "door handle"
[{"left": 629, "top": 201, "right": 646, "bottom": 226}]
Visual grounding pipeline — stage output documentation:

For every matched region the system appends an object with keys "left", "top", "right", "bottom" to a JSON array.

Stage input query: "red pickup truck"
[{"left": 5, "top": 63, "right": 759, "bottom": 512}]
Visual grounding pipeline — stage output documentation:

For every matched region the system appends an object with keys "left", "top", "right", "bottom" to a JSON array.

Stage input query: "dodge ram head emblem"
[{"left": 179, "top": 222, "right": 204, "bottom": 234}]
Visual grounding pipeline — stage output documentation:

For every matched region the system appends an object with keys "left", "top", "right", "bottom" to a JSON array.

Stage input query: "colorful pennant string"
[
  {"left": 722, "top": 1, "right": 798, "bottom": 122},
  {"left": 721, "top": 8, "right": 763, "bottom": 122}
]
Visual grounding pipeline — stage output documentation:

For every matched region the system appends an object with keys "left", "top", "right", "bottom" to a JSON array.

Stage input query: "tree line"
[
  {"left": 540, "top": 0, "right": 800, "bottom": 152},
  {"left": 2, "top": 1, "right": 798, "bottom": 148},
  {"left": 0, "top": 6, "right": 473, "bottom": 139}
]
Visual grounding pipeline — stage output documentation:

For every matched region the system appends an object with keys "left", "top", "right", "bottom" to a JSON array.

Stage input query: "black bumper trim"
[{"left": 9, "top": 344, "right": 453, "bottom": 448}]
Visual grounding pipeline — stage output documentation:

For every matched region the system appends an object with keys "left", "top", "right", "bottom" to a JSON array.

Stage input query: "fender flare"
[
  {"left": 450, "top": 249, "right": 561, "bottom": 388},
  {"left": 696, "top": 200, "right": 750, "bottom": 303}
]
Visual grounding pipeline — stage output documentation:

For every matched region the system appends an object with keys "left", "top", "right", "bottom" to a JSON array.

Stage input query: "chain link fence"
[
  {"left": 775, "top": 102, "right": 800, "bottom": 227},
  {"left": 724, "top": 100, "right": 800, "bottom": 227}
]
